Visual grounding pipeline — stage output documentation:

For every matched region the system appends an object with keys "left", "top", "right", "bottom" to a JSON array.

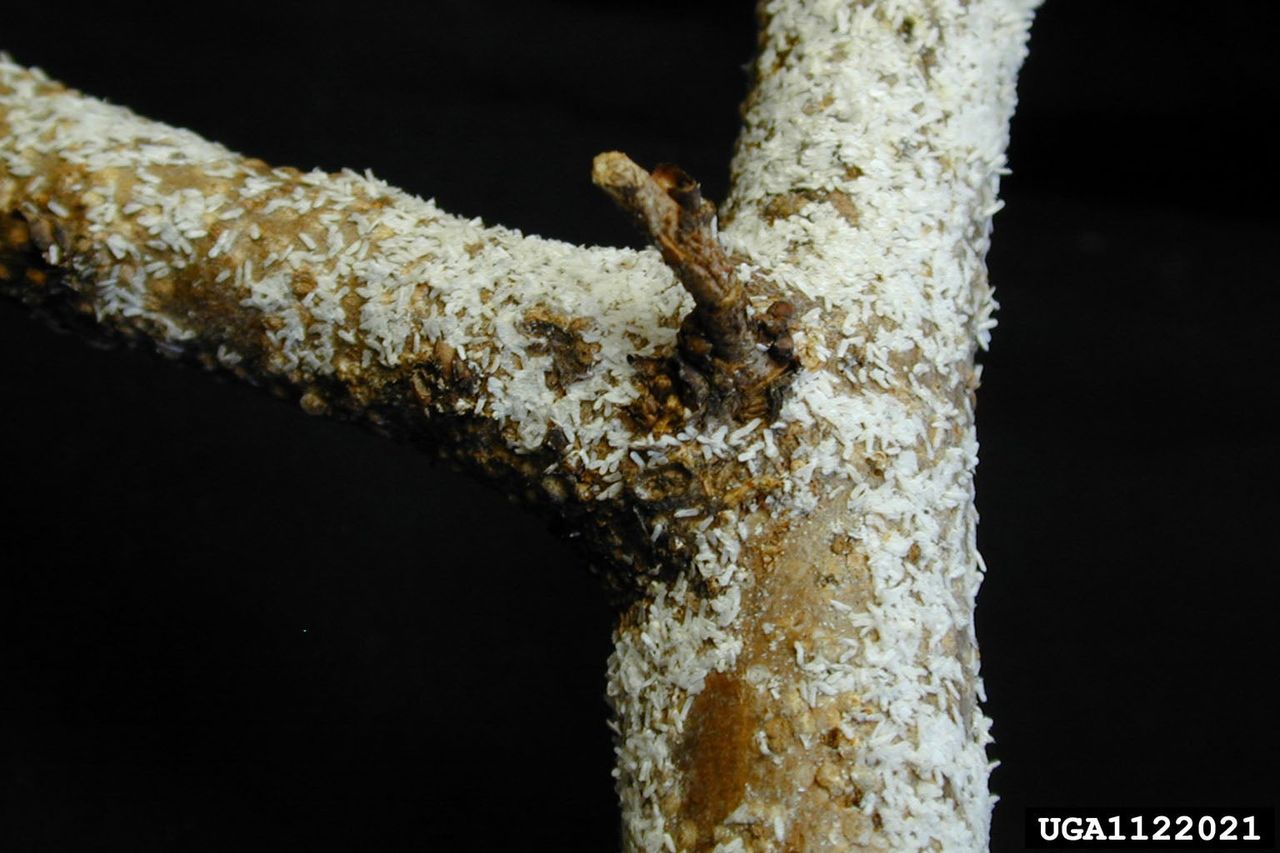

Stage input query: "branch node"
[{"left": 593, "top": 151, "right": 796, "bottom": 423}]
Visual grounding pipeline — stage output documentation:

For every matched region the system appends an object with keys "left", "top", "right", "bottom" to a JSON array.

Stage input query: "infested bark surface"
[{"left": 1, "top": 0, "right": 1038, "bottom": 849}]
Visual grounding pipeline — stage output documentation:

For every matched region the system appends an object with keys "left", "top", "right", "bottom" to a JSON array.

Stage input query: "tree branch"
[
  {"left": 1, "top": 0, "right": 1041, "bottom": 847},
  {"left": 0, "top": 57, "right": 710, "bottom": 588}
]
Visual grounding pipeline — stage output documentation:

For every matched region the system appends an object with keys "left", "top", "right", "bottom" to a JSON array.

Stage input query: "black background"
[{"left": 1, "top": 2, "right": 1276, "bottom": 850}]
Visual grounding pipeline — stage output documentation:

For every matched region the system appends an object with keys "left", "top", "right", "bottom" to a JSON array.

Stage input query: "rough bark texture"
[{"left": 1, "top": 1, "right": 1037, "bottom": 849}]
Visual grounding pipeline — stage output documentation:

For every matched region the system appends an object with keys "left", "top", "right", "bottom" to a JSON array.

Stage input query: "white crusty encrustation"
[{"left": 1, "top": 1, "right": 1037, "bottom": 849}]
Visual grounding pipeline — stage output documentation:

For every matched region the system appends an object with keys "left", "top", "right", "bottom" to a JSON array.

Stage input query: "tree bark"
[{"left": 0, "top": 0, "right": 1037, "bottom": 849}]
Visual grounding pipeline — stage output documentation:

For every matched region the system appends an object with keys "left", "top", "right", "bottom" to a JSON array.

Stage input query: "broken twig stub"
[{"left": 592, "top": 152, "right": 796, "bottom": 424}]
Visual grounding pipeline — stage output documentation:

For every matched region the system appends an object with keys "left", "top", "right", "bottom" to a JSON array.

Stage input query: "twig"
[{"left": 592, "top": 152, "right": 794, "bottom": 422}]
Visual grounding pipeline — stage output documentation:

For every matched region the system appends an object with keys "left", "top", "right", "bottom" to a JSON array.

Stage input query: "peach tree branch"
[{"left": 1, "top": 0, "right": 1041, "bottom": 846}]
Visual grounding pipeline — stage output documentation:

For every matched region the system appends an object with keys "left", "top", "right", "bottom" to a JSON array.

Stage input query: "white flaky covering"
[{"left": 1, "top": 1, "right": 1037, "bottom": 850}]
